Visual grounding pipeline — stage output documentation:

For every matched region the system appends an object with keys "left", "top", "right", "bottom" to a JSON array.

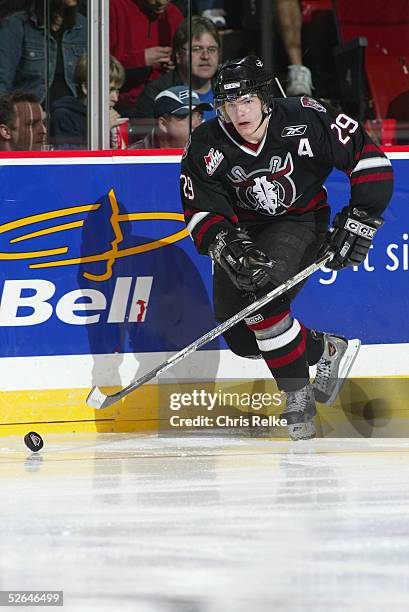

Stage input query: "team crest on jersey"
[
  {"left": 300, "top": 97, "right": 327, "bottom": 112},
  {"left": 204, "top": 147, "right": 224, "bottom": 175},
  {"left": 228, "top": 153, "right": 296, "bottom": 216},
  {"left": 281, "top": 125, "right": 307, "bottom": 137}
]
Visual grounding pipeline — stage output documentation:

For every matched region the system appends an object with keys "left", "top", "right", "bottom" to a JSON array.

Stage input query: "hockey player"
[{"left": 180, "top": 56, "right": 393, "bottom": 440}]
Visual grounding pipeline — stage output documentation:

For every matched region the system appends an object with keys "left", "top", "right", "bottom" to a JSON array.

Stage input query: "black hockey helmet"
[{"left": 214, "top": 56, "right": 273, "bottom": 120}]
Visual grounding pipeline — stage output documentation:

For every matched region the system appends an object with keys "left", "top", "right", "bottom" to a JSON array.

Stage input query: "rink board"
[{"left": 0, "top": 149, "right": 408, "bottom": 436}]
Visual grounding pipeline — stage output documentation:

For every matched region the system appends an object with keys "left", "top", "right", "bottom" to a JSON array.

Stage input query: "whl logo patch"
[
  {"left": 281, "top": 125, "right": 307, "bottom": 137},
  {"left": 204, "top": 148, "right": 224, "bottom": 176}
]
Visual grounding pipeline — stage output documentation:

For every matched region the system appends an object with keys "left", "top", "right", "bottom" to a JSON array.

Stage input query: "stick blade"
[{"left": 86, "top": 386, "right": 115, "bottom": 409}]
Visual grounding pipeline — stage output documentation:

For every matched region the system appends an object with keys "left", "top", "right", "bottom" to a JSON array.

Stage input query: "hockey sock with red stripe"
[{"left": 246, "top": 310, "right": 309, "bottom": 392}]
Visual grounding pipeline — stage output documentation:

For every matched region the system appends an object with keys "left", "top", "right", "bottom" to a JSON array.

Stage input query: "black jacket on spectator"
[
  {"left": 130, "top": 69, "right": 184, "bottom": 119},
  {"left": 50, "top": 96, "right": 87, "bottom": 149}
]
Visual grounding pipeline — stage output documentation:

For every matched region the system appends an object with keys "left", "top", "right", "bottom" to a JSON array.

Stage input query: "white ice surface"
[{"left": 2, "top": 434, "right": 409, "bottom": 612}]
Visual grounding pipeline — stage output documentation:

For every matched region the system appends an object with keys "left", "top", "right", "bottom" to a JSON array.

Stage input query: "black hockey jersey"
[{"left": 180, "top": 96, "right": 394, "bottom": 254}]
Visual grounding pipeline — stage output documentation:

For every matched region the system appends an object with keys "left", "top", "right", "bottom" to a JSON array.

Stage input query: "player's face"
[
  {"left": 144, "top": 0, "right": 171, "bottom": 15},
  {"left": 181, "top": 34, "right": 219, "bottom": 82},
  {"left": 224, "top": 94, "right": 265, "bottom": 140},
  {"left": 161, "top": 111, "right": 203, "bottom": 147},
  {"left": 14, "top": 102, "right": 47, "bottom": 151}
]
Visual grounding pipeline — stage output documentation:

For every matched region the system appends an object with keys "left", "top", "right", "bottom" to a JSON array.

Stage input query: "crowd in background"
[{"left": 0, "top": 0, "right": 405, "bottom": 151}]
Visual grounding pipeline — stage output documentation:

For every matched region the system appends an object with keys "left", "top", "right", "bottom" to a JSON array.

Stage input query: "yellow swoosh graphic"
[
  {"left": 120, "top": 212, "right": 185, "bottom": 222},
  {"left": 10, "top": 221, "right": 84, "bottom": 243},
  {"left": 82, "top": 189, "right": 123, "bottom": 282},
  {"left": 0, "top": 189, "right": 188, "bottom": 281},
  {"left": 0, "top": 247, "right": 68, "bottom": 259},
  {"left": 0, "top": 204, "right": 100, "bottom": 234},
  {"left": 0, "top": 204, "right": 100, "bottom": 262},
  {"left": 30, "top": 228, "right": 189, "bottom": 269}
]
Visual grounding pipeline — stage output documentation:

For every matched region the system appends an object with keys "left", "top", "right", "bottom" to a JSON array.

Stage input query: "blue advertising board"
[
  {"left": 0, "top": 151, "right": 406, "bottom": 361},
  {"left": 294, "top": 157, "right": 409, "bottom": 344},
  {"left": 0, "top": 155, "right": 219, "bottom": 358}
]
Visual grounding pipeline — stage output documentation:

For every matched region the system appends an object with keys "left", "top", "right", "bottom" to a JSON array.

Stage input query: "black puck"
[{"left": 24, "top": 431, "right": 44, "bottom": 452}]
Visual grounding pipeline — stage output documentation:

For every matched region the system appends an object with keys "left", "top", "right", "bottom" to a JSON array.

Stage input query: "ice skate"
[
  {"left": 282, "top": 383, "right": 316, "bottom": 441},
  {"left": 313, "top": 334, "right": 361, "bottom": 405}
]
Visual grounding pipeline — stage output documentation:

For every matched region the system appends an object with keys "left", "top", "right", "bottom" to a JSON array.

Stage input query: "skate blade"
[{"left": 319, "top": 338, "right": 361, "bottom": 405}]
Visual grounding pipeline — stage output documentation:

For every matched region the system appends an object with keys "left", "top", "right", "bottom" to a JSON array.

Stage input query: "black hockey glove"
[
  {"left": 209, "top": 227, "right": 274, "bottom": 292},
  {"left": 322, "top": 206, "right": 384, "bottom": 271}
]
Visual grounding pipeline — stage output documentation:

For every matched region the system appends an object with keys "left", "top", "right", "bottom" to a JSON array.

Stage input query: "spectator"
[
  {"left": 241, "top": 0, "right": 313, "bottom": 96},
  {"left": 0, "top": 95, "right": 17, "bottom": 152},
  {"left": 110, "top": 0, "right": 184, "bottom": 113},
  {"left": 275, "top": 0, "right": 313, "bottom": 96},
  {"left": 133, "top": 16, "right": 219, "bottom": 121},
  {"left": 50, "top": 54, "right": 126, "bottom": 149},
  {"left": 0, "top": 0, "right": 87, "bottom": 106},
  {"left": 12, "top": 91, "right": 47, "bottom": 150},
  {"left": 131, "top": 85, "right": 211, "bottom": 149},
  {"left": 0, "top": 92, "right": 47, "bottom": 151}
]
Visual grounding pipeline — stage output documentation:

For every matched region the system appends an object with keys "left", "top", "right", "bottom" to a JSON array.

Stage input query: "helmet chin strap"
[{"left": 251, "top": 105, "right": 271, "bottom": 136}]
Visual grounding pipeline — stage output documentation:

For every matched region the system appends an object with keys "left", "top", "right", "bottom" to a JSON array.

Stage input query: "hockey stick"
[{"left": 86, "top": 252, "right": 333, "bottom": 409}]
